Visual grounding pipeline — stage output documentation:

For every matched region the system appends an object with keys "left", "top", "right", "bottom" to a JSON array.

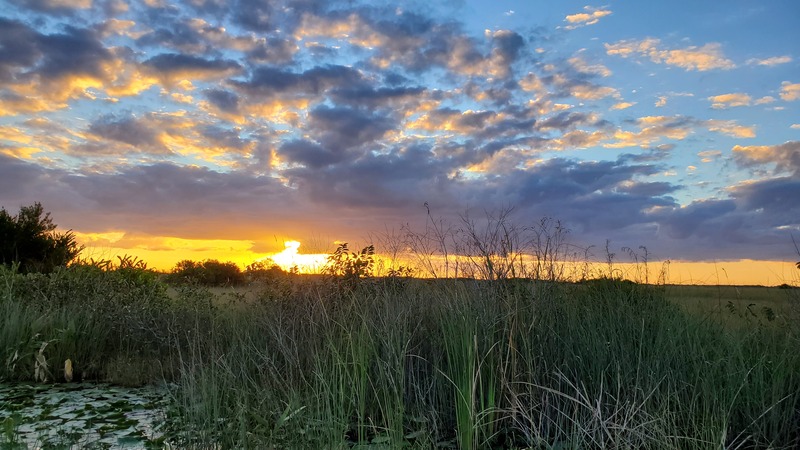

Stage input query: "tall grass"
[{"left": 2, "top": 264, "right": 799, "bottom": 448}]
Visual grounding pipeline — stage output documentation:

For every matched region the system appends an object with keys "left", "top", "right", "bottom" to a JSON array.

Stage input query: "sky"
[{"left": 0, "top": 0, "right": 798, "bottom": 284}]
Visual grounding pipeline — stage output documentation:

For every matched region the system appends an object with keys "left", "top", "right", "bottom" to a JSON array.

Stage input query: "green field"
[{"left": 1, "top": 265, "right": 799, "bottom": 449}]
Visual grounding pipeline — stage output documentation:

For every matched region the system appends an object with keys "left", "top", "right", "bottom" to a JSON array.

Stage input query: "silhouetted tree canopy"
[
  {"left": 168, "top": 259, "right": 244, "bottom": 286},
  {"left": 0, "top": 202, "right": 82, "bottom": 273}
]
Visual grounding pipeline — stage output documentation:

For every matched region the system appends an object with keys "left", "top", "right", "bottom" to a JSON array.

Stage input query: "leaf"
[
  {"left": 371, "top": 435, "right": 391, "bottom": 444},
  {"left": 404, "top": 429, "right": 427, "bottom": 439}
]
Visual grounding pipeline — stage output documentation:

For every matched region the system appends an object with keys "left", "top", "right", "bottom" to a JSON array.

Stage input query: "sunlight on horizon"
[
  {"left": 73, "top": 233, "right": 799, "bottom": 286},
  {"left": 267, "top": 240, "right": 328, "bottom": 273}
]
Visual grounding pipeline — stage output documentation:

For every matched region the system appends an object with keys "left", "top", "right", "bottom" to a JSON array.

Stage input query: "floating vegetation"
[{"left": 0, "top": 383, "right": 170, "bottom": 449}]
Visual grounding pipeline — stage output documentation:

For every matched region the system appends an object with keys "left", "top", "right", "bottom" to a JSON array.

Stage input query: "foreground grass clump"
[
  {"left": 2, "top": 266, "right": 799, "bottom": 449},
  {"left": 0, "top": 262, "right": 210, "bottom": 386},
  {"left": 165, "top": 277, "right": 800, "bottom": 449}
]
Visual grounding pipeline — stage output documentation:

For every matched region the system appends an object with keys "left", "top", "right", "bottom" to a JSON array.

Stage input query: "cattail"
[{"left": 64, "top": 359, "right": 73, "bottom": 382}]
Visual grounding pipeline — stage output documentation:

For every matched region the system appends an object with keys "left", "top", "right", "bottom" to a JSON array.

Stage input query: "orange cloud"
[
  {"left": 705, "top": 120, "right": 756, "bottom": 138},
  {"left": 610, "top": 101, "right": 635, "bottom": 110},
  {"left": 733, "top": 141, "right": 800, "bottom": 173},
  {"left": 605, "top": 38, "right": 735, "bottom": 71},
  {"left": 564, "top": 6, "right": 612, "bottom": 29},
  {"left": 780, "top": 82, "right": 800, "bottom": 101},
  {"left": 708, "top": 93, "right": 752, "bottom": 109}
]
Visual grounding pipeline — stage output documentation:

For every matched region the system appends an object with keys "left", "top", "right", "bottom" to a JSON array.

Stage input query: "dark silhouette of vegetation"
[
  {"left": 323, "top": 243, "right": 375, "bottom": 291},
  {"left": 0, "top": 202, "right": 82, "bottom": 273},
  {"left": 244, "top": 259, "right": 287, "bottom": 282},
  {"left": 167, "top": 259, "right": 244, "bottom": 286}
]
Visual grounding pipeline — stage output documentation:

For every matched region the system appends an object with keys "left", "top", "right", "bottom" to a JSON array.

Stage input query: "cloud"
[
  {"left": 279, "top": 140, "right": 343, "bottom": 169},
  {"left": 697, "top": 150, "right": 722, "bottom": 163},
  {"left": 307, "top": 105, "right": 396, "bottom": 151},
  {"left": 0, "top": 0, "right": 796, "bottom": 265},
  {"left": 564, "top": 6, "right": 612, "bottom": 29},
  {"left": 605, "top": 38, "right": 735, "bottom": 71},
  {"left": 15, "top": 0, "right": 92, "bottom": 14},
  {"left": 704, "top": 120, "right": 756, "bottom": 138},
  {"left": 780, "top": 82, "right": 800, "bottom": 101},
  {"left": 610, "top": 102, "right": 635, "bottom": 110},
  {"left": 487, "top": 29, "right": 525, "bottom": 79},
  {"left": 143, "top": 53, "right": 242, "bottom": 86},
  {"left": 651, "top": 199, "right": 737, "bottom": 240},
  {"left": 605, "top": 115, "right": 693, "bottom": 148},
  {"left": 204, "top": 89, "right": 240, "bottom": 114},
  {"left": 568, "top": 54, "right": 612, "bottom": 77},
  {"left": 746, "top": 56, "right": 792, "bottom": 66},
  {"left": 0, "top": 19, "right": 155, "bottom": 110},
  {"left": 87, "top": 114, "right": 169, "bottom": 153},
  {"left": 728, "top": 177, "right": 800, "bottom": 220},
  {"left": 708, "top": 93, "right": 752, "bottom": 109},
  {"left": 232, "top": 64, "right": 364, "bottom": 99},
  {"left": 733, "top": 141, "right": 800, "bottom": 175}
]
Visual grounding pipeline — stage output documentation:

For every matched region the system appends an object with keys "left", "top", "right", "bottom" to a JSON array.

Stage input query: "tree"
[
  {"left": 168, "top": 259, "right": 245, "bottom": 286},
  {"left": 0, "top": 202, "right": 82, "bottom": 273}
]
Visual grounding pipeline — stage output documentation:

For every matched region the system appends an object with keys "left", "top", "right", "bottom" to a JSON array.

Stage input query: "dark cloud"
[
  {"left": 731, "top": 176, "right": 800, "bottom": 216},
  {"left": 491, "top": 30, "right": 525, "bottom": 63},
  {"left": 277, "top": 106, "right": 396, "bottom": 168},
  {"left": 0, "top": 18, "right": 40, "bottom": 81},
  {"left": 54, "top": 162, "right": 297, "bottom": 238},
  {"left": 231, "top": 0, "right": 276, "bottom": 31},
  {"left": 0, "top": 154, "right": 48, "bottom": 198},
  {"left": 204, "top": 89, "right": 241, "bottom": 113},
  {"left": 307, "top": 105, "right": 396, "bottom": 150},
  {"left": 232, "top": 64, "right": 364, "bottom": 98},
  {"left": 88, "top": 114, "right": 164, "bottom": 150},
  {"left": 247, "top": 38, "right": 298, "bottom": 64},
  {"left": 538, "top": 112, "right": 596, "bottom": 131},
  {"left": 143, "top": 53, "right": 242, "bottom": 80},
  {"left": 0, "top": 19, "right": 111, "bottom": 82},
  {"left": 330, "top": 85, "right": 426, "bottom": 109},
  {"left": 653, "top": 200, "right": 737, "bottom": 240},
  {"left": 15, "top": 0, "right": 89, "bottom": 15},
  {"left": 279, "top": 139, "right": 343, "bottom": 169},
  {"left": 136, "top": 20, "right": 210, "bottom": 53},
  {"left": 199, "top": 125, "right": 252, "bottom": 152},
  {"left": 283, "top": 142, "right": 450, "bottom": 208},
  {"left": 489, "top": 30, "right": 525, "bottom": 78},
  {"left": 513, "top": 158, "right": 661, "bottom": 206},
  {"left": 36, "top": 25, "right": 111, "bottom": 79}
]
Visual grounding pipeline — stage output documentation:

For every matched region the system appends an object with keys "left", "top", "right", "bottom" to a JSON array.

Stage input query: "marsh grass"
[{"left": 2, "top": 261, "right": 799, "bottom": 448}]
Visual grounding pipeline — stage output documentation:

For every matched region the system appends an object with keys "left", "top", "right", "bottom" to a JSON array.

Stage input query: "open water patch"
[{"left": 0, "top": 382, "right": 170, "bottom": 449}]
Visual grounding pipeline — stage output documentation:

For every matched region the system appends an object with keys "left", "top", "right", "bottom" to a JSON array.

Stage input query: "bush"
[
  {"left": 168, "top": 259, "right": 244, "bottom": 286},
  {"left": 0, "top": 202, "right": 82, "bottom": 273}
]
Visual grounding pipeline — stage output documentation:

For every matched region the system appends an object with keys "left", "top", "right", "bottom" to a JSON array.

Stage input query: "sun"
[{"left": 269, "top": 240, "right": 328, "bottom": 273}]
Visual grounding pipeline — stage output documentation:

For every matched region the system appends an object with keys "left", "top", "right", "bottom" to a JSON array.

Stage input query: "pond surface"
[{"left": 0, "top": 382, "right": 170, "bottom": 449}]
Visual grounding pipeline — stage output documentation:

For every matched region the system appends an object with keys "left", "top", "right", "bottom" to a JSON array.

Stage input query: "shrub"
[
  {"left": 168, "top": 259, "right": 244, "bottom": 286},
  {"left": 244, "top": 259, "right": 286, "bottom": 282},
  {"left": 0, "top": 202, "right": 82, "bottom": 273}
]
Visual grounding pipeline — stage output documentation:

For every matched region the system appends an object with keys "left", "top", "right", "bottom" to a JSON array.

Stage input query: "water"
[{"left": 0, "top": 382, "right": 170, "bottom": 449}]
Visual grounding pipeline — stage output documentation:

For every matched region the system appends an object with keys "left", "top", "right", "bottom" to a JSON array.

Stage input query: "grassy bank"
[{"left": 1, "top": 266, "right": 799, "bottom": 448}]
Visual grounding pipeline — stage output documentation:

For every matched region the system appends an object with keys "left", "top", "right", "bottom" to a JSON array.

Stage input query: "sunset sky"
[{"left": 0, "top": 0, "right": 798, "bottom": 284}]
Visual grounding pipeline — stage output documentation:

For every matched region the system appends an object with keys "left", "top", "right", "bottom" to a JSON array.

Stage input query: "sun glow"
[{"left": 268, "top": 240, "right": 328, "bottom": 273}]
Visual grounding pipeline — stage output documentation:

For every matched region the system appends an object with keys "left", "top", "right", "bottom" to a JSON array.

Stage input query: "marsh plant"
[{"left": 1, "top": 211, "right": 799, "bottom": 449}]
